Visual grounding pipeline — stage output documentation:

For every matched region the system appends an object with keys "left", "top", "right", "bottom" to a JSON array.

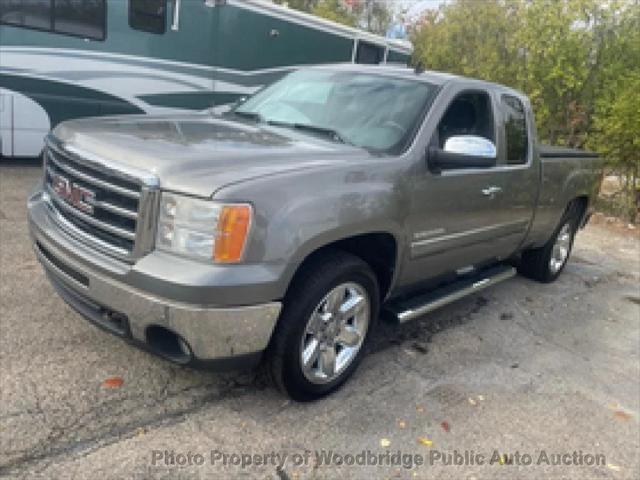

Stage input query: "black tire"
[
  {"left": 518, "top": 203, "right": 582, "bottom": 282},
  {"left": 266, "top": 251, "right": 379, "bottom": 401}
]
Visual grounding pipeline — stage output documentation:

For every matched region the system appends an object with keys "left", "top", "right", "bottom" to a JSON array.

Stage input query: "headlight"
[{"left": 156, "top": 193, "right": 252, "bottom": 263}]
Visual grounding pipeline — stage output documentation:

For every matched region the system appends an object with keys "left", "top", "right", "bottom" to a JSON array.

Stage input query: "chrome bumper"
[{"left": 28, "top": 191, "right": 281, "bottom": 368}]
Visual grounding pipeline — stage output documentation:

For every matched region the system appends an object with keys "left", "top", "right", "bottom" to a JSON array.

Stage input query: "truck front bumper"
[{"left": 28, "top": 190, "right": 282, "bottom": 370}]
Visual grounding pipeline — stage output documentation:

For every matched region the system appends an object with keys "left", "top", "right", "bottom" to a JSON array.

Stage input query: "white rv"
[{"left": 0, "top": 0, "right": 412, "bottom": 158}]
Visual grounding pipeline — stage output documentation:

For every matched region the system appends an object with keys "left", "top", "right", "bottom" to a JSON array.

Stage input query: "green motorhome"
[{"left": 0, "top": 0, "right": 412, "bottom": 158}]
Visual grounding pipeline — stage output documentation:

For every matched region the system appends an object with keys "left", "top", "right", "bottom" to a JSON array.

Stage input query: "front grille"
[{"left": 43, "top": 139, "right": 157, "bottom": 261}]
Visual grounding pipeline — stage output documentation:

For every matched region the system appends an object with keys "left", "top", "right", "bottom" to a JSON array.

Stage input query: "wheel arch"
[
  {"left": 284, "top": 231, "right": 400, "bottom": 302},
  {"left": 567, "top": 195, "right": 590, "bottom": 229}
]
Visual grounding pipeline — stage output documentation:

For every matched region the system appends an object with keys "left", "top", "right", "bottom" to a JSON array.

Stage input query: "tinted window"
[
  {"left": 0, "top": 0, "right": 51, "bottom": 29},
  {"left": 356, "top": 41, "right": 384, "bottom": 64},
  {"left": 129, "top": 0, "right": 166, "bottom": 34},
  {"left": 502, "top": 95, "right": 529, "bottom": 165},
  {"left": 0, "top": 0, "right": 105, "bottom": 40},
  {"left": 436, "top": 92, "right": 495, "bottom": 148},
  {"left": 234, "top": 70, "right": 437, "bottom": 153},
  {"left": 54, "top": 0, "right": 105, "bottom": 40}
]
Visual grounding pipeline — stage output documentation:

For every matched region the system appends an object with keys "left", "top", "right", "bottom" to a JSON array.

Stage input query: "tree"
[
  {"left": 588, "top": 4, "right": 640, "bottom": 220},
  {"left": 312, "top": 0, "right": 358, "bottom": 27},
  {"left": 273, "top": 1, "right": 318, "bottom": 12},
  {"left": 411, "top": 0, "right": 640, "bottom": 221},
  {"left": 276, "top": 0, "right": 392, "bottom": 34},
  {"left": 358, "top": 0, "right": 393, "bottom": 36},
  {"left": 590, "top": 73, "right": 640, "bottom": 221}
]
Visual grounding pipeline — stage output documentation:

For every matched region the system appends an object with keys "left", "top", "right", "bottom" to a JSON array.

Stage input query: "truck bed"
[
  {"left": 525, "top": 146, "right": 602, "bottom": 248},
  {"left": 539, "top": 144, "right": 599, "bottom": 159}
]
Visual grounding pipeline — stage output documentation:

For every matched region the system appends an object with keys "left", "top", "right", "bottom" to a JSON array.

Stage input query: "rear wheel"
[
  {"left": 267, "top": 251, "right": 379, "bottom": 401},
  {"left": 518, "top": 205, "right": 581, "bottom": 282}
]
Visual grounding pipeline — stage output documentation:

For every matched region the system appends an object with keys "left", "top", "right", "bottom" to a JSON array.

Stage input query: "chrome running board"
[{"left": 386, "top": 264, "right": 516, "bottom": 323}]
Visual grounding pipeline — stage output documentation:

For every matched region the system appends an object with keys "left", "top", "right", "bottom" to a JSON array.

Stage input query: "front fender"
[{"left": 214, "top": 160, "right": 411, "bottom": 295}]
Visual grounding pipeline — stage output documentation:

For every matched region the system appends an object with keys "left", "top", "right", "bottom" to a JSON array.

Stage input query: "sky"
[{"left": 385, "top": 0, "right": 449, "bottom": 23}]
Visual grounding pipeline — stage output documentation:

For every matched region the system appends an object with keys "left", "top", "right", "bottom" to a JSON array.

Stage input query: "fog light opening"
[{"left": 146, "top": 326, "right": 192, "bottom": 364}]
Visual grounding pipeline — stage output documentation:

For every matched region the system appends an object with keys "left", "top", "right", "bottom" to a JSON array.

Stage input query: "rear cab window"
[{"left": 501, "top": 95, "right": 529, "bottom": 165}]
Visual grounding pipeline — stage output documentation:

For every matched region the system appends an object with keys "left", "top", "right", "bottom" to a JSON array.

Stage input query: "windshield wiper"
[
  {"left": 268, "top": 121, "right": 353, "bottom": 146},
  {"left": 228, "top": 114, "right": 354, "bottom": 146}
]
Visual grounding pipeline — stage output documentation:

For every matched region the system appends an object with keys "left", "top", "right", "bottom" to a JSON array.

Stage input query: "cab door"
[
  {"left": 488, "top": 92, "right": 539, "bottom": 253},
  {"left": 400, "top": 84, "right": 525, "bottom": 287}
]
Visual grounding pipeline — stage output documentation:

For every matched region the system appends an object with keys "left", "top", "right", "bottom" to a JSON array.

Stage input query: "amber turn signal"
[{"left": 214, "top": 205, "right": 252, "bottom": 263}]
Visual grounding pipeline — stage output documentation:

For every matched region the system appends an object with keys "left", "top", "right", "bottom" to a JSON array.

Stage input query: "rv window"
[
  {"left": 356, "top": 41, "right": 384, "bottom": 65},
  {"left": 129, "top": 0, "right": 166, "bottom": 34},
  {"left": 0, "top": 0, "right": 52, "bottom": 30},
  {"left": 0, "top": 0, "right": 105, "bottom": 40},
  {"left": 54, "top": 0, "right": 106, "bottom": 40}
]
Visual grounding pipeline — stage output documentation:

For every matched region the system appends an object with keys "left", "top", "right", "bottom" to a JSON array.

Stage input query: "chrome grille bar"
[
  {"left": 47, "top": 148, "right": 141, "bottom": 200},
  {"left": 43, "top": 135, "right": 159, "bottom": 261},
  {"left": 90, "top": 199, "right": 138, "bottom": 220},
  {"left": 45, "top": 165, "right": 138, "bottom": 220},
  {"left": 45, "top": 201, "right": 132, "bottom": 258},
  {"left": 46, "top": 185, "right": 137, "bottom": 241}
]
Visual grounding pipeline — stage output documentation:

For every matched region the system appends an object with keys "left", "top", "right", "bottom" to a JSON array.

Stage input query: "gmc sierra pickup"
[{"left": 28, "top": 65, "right": 602, "bottom": 400}]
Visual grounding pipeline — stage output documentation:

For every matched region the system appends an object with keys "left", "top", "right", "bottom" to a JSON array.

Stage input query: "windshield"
[{"left": 232, "top": 69, "right": 437, "bottom": 153}]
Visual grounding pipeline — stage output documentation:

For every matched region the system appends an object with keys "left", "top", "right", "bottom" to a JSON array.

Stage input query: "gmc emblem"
[{"left": 51, "top": 173, "right": 96, "bottom": 215}]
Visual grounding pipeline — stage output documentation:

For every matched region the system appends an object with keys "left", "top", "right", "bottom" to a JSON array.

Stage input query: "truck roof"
[{"left": 308, "top": 63, "right": 527, "bottom": 98}]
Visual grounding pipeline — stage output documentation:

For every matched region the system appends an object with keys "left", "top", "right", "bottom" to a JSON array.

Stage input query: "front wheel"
[{"left": 266, "top": 251, "right": 379, "bottom": 401}]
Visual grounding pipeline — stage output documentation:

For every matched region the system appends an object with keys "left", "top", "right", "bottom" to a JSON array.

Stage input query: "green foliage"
[
  {"left": 412, "top": 0, "right": 640, "bottom": 221},
  {"left": 358, "top": 0, "right": 393, "bottom": 36},
  {"left": 412, "top": 0, "right": 518, "bottom": 85},
  {"left": 590, "top": 73, "right": 640, "bottom": 220},
  {"left": 275, "top": 0, "right": 392, "bottom": 34},
  {"left": 312, "top": 0, "right": 358, "bottom": 27},
  {"left": 273, "top": 1, "right": 319, "bottom": 12},
  {"left": 593, "top": 75, "right": 640, "bottom": 165}
]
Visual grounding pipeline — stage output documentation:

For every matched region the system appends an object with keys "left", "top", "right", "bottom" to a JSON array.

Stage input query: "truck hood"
[{"left": 52, "top": 113, "right": 369, "bottom": 197}]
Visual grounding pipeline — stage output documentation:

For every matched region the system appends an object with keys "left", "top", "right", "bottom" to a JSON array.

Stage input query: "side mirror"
[{"left": 428, "top": 135, "right": 497, "bottom": 171}]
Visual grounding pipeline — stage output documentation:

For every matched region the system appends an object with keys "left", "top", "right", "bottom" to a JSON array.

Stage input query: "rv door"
[{"left": 0, "top": 89, "right": 50, "bottom": 158}]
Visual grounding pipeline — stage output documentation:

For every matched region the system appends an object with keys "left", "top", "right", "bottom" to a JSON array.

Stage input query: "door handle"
[
  {"left": 171, "top": 0, "right": 181, "bottom": 31},
  {"left": 482, "top": 186, "right": 502, "bottom": 197}
]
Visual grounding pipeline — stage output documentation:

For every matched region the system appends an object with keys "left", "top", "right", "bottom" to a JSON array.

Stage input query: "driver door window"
[{"left": 432, "top": 91, "right": 495, "bottom": 150}]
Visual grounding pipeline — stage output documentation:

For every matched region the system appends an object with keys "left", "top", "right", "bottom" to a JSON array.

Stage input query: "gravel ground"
[{"left": 1, "top": 161, "right": 639, "bottom": 480}]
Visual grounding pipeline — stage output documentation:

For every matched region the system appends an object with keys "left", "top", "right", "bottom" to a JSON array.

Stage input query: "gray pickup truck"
[{"left": 28, "top": 65, "right": 601, "bottom": 400}]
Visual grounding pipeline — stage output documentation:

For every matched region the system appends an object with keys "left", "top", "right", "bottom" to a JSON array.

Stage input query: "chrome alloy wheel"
[
  {"left": 300, "top": 282, "right": 370, "bottom": 384},
  {"left": 549, "top": 223, "right": 573, "bottom": 274}
]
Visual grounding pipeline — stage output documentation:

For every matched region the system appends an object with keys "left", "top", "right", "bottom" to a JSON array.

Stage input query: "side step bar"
[{"left": 385, "top": 264, "right": 516, "bottom": 323}]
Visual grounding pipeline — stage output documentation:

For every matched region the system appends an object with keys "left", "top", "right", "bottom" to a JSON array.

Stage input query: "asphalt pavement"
[{"left": 1, "top": 161, "right": 638, "bottom": 479}]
